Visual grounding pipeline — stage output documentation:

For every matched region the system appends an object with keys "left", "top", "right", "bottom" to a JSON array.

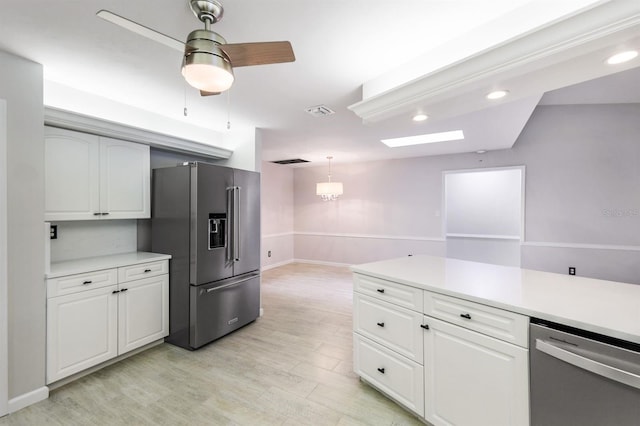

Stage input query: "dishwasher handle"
[{"left": 536, "top": 338, "right": 640, "bottom": 391}]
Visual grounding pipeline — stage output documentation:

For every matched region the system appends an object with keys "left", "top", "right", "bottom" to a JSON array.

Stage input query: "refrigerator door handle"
[
  {"left": 226, "top": 187, "right": 233, "bottom": 262},
  {"left": 234, "top": 186, "right": 241, "bottom": 262}
]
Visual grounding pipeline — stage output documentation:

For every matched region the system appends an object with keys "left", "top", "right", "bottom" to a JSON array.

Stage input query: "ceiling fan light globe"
[{"left": 182, "top": 52, "right": 234, "bottom": 92}]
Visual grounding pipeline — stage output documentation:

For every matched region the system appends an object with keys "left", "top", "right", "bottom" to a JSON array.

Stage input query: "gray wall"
[
  {"left": 0, "top": 51, "right": 46, "bottom": 398},
  {"left": 137, "top": 148, "right": 218, "bottom": 252},
  {"left": 291, "top": 103, "right": 640, "bottom": 284}
]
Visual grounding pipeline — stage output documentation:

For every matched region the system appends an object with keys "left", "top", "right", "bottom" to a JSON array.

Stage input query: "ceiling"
[{"left": 1, "top": 0, "right": 639, "bottom": 166}]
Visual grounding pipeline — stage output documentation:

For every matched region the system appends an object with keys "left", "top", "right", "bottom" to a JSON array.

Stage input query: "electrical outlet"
[
  {"left": 568, "top": 266, "right": 576, "bottom": 276},
  {"left": 50, "top": 225, "right": 58, "bottom": 240},
  {"left": 267, "top": 250, "right": 272, "bottom": 257}
]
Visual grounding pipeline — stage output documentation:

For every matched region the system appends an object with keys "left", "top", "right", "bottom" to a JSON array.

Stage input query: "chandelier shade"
[{"left": 316, "top": 156, "right": 343, "bottom": 201}]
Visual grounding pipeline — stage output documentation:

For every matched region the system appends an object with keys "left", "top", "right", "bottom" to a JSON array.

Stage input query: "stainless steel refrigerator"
[{"left": 151, "top": 162, "right": 260, "bottom": 349}]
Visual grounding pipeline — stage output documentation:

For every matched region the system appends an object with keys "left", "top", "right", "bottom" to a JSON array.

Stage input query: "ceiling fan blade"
[
  {"left": 200, "top": 90, "right": 221, "bottom": 96},
  {"left": 96, "top": 10, "right": 185, "bottom": 52},
  {"left": 221, "top": 41, "right": 295, "bottom": 67}
]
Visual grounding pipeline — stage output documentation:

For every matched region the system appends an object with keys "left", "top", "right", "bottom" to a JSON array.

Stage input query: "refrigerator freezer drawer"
[{"left": 189, "top": 273, "right": 260, "bottom": 349}]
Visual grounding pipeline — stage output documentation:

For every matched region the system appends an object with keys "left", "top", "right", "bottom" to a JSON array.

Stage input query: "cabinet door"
[
  {"left": 99, "top": 137, "right": 150, "bottom": 219},
  {"left": 118, "top": 274, "right": 168, "bottom": 354},
  {"left": 47, "top": 285, "right": 118, "bottom": 384},
  {"left": 45, "top": 127, "right": 100, "bottom": 221},
  {"left": 423, "top": 316, "right": 529, "bottom": 426}
]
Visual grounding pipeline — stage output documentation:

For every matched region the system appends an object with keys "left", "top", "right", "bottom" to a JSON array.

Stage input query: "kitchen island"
[
  {"left": 351, "top": 255, "right": 640, "bottom": 426},
  {"left": 352, "top": 255, "right": 640, "bottom": 345}
]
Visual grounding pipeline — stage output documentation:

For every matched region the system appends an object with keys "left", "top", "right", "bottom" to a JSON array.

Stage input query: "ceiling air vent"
[
  {"left": 271, "top": 158, "right": 310, "bottom": 165},
  {"left": 305, "top": 104, "right": 335, "bottom": 117}
]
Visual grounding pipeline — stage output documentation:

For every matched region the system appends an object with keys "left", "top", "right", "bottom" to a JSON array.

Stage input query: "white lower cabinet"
[
  {"left": 423, "top": 316, "right": 529, "bottom": 426},
  {"left": 353, "top": 275, "right": 425, "bottom": 416},
  {"left": 118, "top": 275, "right": 169, "bottom": 354},
  {"left": 47, "top": 285, "right": 119, "bottom": 383},
  {"left": 47, "top": 260, "right": 169, "bottom": 384},
  {"left": 354, "top": 334, "right": 424, "bottom": 416},
  {"left": 352, "top": 273, "right": 530, "bottom": 425}
]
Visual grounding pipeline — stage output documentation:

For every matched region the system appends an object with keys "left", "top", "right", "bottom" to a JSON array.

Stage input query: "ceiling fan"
[{"left": 97, "top": 0, "right": 295, "bottom": 95}]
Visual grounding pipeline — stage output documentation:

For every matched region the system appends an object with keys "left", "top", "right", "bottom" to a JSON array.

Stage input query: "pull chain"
[
  {"left": 183, "top": 84, "right": 188, "bottom": 117},
  {"left": 226, "top": 89, "right": 231, "bottom": 130}
]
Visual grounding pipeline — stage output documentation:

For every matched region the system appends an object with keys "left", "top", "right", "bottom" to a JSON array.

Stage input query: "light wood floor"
[{"left": 1, "top": 263, "right": 423, "bottom": 425}]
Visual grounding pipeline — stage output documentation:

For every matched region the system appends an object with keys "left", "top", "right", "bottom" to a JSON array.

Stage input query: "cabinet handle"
[
  {"left": 420, "top": 324, "right": 430, "bottom": 330},
  {"left": 144, "top": 269, "right": 152, "bottom": 273},
  {"left": 460, "top": 313, "right": 472, "bottom": 320},
  {"left": 82, "top": 280, "right": 92, "bottom": 285},
  {"left": 376, "top": 288, "right": 385, "bottom": 293},
  {"left": 112, "top": 290, "right": 120, "bottom": 294},
  {"left": 377, "top": 367, "right": 385, "bottom": 374},
  {"left": 93, "top": 212, "right": 102, "bottom": 216},
  {"left": 120, "top": 288, "right": 128, "bottom": 292},
  {"left": 376, "top": 322, "right": 385, "bottom": 328},
  {"left": 101, "top": 212, "right": 109, "bottom": 216}
]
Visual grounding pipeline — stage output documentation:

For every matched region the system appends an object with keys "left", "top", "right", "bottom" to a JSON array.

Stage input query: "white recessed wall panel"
[{"left": 445, "top": 167, "right": 523, "bottom": 239}]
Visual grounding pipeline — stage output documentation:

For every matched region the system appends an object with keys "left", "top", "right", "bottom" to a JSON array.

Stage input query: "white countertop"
[
  {"left": 351, "top": 255, "right": 640, "bottom": 345},
  {"left": 47, "top": 251, "right": 172, "bottom": 279}
]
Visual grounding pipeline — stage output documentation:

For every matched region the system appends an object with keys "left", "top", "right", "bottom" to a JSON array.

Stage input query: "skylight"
[{"left": 381, "top": 130, "right": 465, "bottom": 148}]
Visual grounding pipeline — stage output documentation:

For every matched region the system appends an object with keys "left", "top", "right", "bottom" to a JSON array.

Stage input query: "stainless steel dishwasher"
[{"left": 530, "top": 318, "right": 640, "bottom": 426}]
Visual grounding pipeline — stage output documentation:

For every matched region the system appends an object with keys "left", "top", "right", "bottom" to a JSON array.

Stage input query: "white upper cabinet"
[
  {"left": 45, "top": 127, "right": 150, "bottom": 221},
  {"left": 45, "top": 127, "right": 100, "bottom": 220},
  {"left": 99, "top": 137, "right": 150, "bottom": 219}
]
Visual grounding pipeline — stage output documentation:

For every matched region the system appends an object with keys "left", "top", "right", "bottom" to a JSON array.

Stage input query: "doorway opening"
[{"left": 443, "top": 166, "right": 525, "bottom": 267}]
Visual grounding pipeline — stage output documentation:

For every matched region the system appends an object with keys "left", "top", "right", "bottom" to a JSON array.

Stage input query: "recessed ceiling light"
[
  {"left": 605, "top": 50, "right": 638, "bottom": 65},
  {"left": 412, "top": 113, "right": 428, "bottom": 122},
  {"left": 476, "top": 150, "right": 487, "bottom": 154},
  {"left": 486, "top": 90, "right": 509, "bottom": 100},
  {"left": 381, "top": 130, "right": 464, "bottom": 148}
]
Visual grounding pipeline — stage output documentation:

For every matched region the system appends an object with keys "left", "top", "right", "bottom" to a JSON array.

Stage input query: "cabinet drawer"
[
  {"left": 354, "top": 334, "right": 424, "bottom": 417},
  {"left": 47, "top": 268, "right": 118, "bottom": 298},
  {"left": 353, "top": 273, "right": 423, "bottom": 312},
  {"left": 354, "top": 293, "right": 423, "bottom": 364},
  {"left": 424, "top": 292, "right": 528, "bottom": 348},
  {"left": 118, "top": 260, "right": 168, "bottom": 283}
]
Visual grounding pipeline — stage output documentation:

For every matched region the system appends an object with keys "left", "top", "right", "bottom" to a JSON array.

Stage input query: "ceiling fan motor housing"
[{"left": 183, "top": 29, "right": 232, "bottom": 67}]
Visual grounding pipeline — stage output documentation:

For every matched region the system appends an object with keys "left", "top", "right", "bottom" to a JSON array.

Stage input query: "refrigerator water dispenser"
[{"left": 208, "top": 213, "right": 226, "bottom": 249}]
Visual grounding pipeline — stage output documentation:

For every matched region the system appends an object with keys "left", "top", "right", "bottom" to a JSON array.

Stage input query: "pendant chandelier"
[{"left": 316, "top": 156, "right": 343, "bottom": 201}]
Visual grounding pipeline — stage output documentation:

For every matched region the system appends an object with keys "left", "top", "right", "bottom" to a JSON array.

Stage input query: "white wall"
[
  {"left": 218, "top": 126, "right": 261, "bottom": 172},
  {"left": 50, "top": 220, "right": 138, "bottom": 263},
  {"left": 0, "top": 51, "right": 47, "bottom": 406},
  {"left": 261, "top": 161, "right": 294, "bottom": 269},
  {"left": 291, "top": 104, "right": 640, "bottom": 284},
  {"left": 0, "top": 99, "right": 8, "bottom": 416},
  {"left": 45, "top": 81, "right": 229, "bottom": 150},
  {"left": 293, "top": 158, "right": 447, "bottom": 265}
]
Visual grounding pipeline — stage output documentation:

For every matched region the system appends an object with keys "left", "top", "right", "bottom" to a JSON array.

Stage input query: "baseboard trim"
[
  {"left": 293, "top": 258, "right": 352, "bottom": 268},
  {"left": 47, "top": 339, "right": 164, "bottom": 391},
  {"left": 261, "top": 259, "right": 294, "bottom": 271},
  {"left": 8, "top": 386, "right": 49, "bottom": 413}
]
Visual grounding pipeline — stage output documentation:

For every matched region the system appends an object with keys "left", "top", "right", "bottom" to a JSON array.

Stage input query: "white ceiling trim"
[
  {"left": 348, "top": 1, "right": 640, "bottom": 124},
  {"left": 44, "top": 107, "right": 232, "bottom": 159}
]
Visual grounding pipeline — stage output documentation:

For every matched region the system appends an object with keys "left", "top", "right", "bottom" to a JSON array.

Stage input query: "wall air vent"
[
  {"left": 305, "top": 104, "right": 335, "bottom": 117},
  {"left": 271, "top": 158, "right": 310, "bottom": 165}
]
